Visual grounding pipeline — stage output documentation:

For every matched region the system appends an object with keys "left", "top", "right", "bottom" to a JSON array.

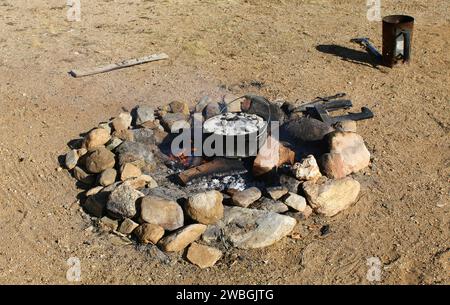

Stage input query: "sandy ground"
[{"left": 0, "top": 0, "right": 448, "bottom": 284}]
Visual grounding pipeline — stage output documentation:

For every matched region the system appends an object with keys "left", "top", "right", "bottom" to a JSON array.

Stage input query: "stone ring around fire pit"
[{"left": 62, "top": 95, "right": 372, "bottom": 268}]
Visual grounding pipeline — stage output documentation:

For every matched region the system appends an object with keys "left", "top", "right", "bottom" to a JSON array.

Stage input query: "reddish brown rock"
[
  {"left": 253, "top": 136, "right": 295, "bottom": 176},
  {"left": 186, "top": 243, "right": 222, "bottom": 268}
]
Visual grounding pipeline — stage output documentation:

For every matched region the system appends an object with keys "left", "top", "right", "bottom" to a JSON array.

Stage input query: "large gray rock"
[
  {"left": 134, "top": 105, "right": 155, "bottom": 125},
  {"left": 115, "top": 141, "right": 155, "bottom": 169},
  {"left": 132, "top": 128, "right": 155, "bottom": 146},
  {"left": 302, "top": 177, "right": 360, "bottom": 216},
  {"left": 140, "top": 195, "right": 184, "bottom": 231},
  {"left": 217, "top": 206, "right": 296, "bottom": 249},
  {"left": 106, "top": 182, "right": 144, "bottom": 219}
]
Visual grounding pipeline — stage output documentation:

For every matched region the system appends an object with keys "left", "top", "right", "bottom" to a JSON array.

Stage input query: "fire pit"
[{"left": 62, "top": 93, "right": 373, "bottom": 268}]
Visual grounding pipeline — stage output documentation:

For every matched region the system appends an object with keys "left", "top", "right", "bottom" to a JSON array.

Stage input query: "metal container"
[{"left": 382, "top": 15, "right": 414, "bottom": 67}]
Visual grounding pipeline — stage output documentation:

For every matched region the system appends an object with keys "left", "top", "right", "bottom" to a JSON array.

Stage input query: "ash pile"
[{"left": 63, "top": 92, "right": 374, "bottom": 268}]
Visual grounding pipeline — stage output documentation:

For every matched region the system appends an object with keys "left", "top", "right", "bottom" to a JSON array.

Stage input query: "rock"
[
  {"left": 158, "top": 224, "right": 207, "bottom": 252},
  {"left": 265, "top": 186, "right": 288, "bottom": 200},
  {"left": 134, "top": 105, "right": 155, "bottom": 125},
  {"left": 302, "top": 177, "right": 360, "bottom": 216},
  {"left": 112, "top": 112, "right": 132, "bottom": 131},
  {"left": 334, "top": 120, "right": 357, "bottom": 133},
  {"left": 253, "top": 136, "right": 295, "bottom": 176},
  {"left": 77, "top": 148, "right": 88, "bottom": 158},
  {"left": 85, "top": 147, "right": 116, "bottom": 174},
  {"left": 320, "top": 152, "right": 346, "bottom": 179},
  {"left": 250, "top": 197, "right": 289, "bottom": 213},
  {"left": 279, "top": 175, "right": 301, "bottom": 193},
  {"left": 203, "top": 102, "right": 223, "bottom": 120},
  {"left": 106, "top": 183, "right": 144, "bottom": 219},
  {"left": 83, "top": 191, "right": 109, "bottom": 217},
  {"left": 118, "top": 218, "right": 139, "bottom": 235},
  {"left": 284, "top": 117, "right": 334, "bottom": 142},
  {"left": 127, "top": 174, "right": 158, "bottom": 190},
  {"left": 132, "top": 128, "right": 155, "bottom": 146},
  {"left": 283, "top": 192, "right": 307, "bottom": 212},
  {"left": 195, "top": 96, "right": 210, "bottom": 113},
  {"left": 140, "top": 196, "right": 184, "bottom": 231},
  {"left": 323, "top": 131, "right": 370, "bottom": 177},
  {"left": 160, "top": 113, "right": 190, "bottom": 132},
  {"left": 98, "top": 122, "right": 112, "bottom": 134},
  {"left": 84, "top": 128, "right": 111, "bottom": 150},
  {"left": 186, "top": 243, "right": 222, "bottom": 268},
  {"left": 99, "top": 216, "right": 118, "bottom": 231},
  {"left": 98, "top": 168, "right": 117, "bottom": 186},
  {"left": 186, "top": 191, "right": 224, "bottom": 224},
  {"left": 141, "top": 119, "right": 161, "bottom": 130},
  {"left": 153, "top": 129, "right": 168, "bottom": 145},
  {"left": 133, "top": 223, "right": 165, "bottom": 244},
  {"left": 292, "top": 155, "right": 322, "bottom": 181},
  {"left": 232, "top": 187, "right": 262, "bottom": 208},
  {"left": 73, "top": 166, "right": 95, "bottom": 185},
  {"left": 86, "top": 186, "right": 104, "bottom": 197},
  {"left": 217, "top": 206, "right": 296, "bottom": 249},
  {"left": 115, "top": 141, "right": 155, "bottom": 169},
  {"left": 285, "top": 205, "right": 313, "bottom": 221},
  {"left": 105, "top": 137, "right": 123, "bottom": 151},
  {"left": 202, "top": 225, "right": 222, "bottom": 243},
  {"left": 113, "top": 129, "right": 134, "bottom": 141},
  {"left": 120, "top": 163, "right": 142, "bottom": 181},
  {"left": 169, "top": 101, "right": 190, "bottom": 115},
  {"left": 65, "top": 149, "right": 79, "bottom": 170}
]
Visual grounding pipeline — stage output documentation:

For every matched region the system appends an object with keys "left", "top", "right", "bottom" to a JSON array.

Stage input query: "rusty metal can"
[{"left": 382, "top": 15, "right": 414, "bottom": 67}]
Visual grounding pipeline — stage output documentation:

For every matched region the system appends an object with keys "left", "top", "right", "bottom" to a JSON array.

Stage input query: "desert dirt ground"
[{"left": 0, "top": 0, "right": 448, "bottom": 284}]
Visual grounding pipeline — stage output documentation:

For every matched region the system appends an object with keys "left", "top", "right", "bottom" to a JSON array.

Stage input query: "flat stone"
[
  {"left": 186, "top": 191, "right": 224, "bottom": 224},
  {"left": 217, "top": 206, "right": 296, "bottom": 249},
  {"left": 169, "top": 101, "right": 190, "bottom": 115},
  {"left": 324, "top": 131, "right": 370, "bottom": 177},
  {"left": 250, "top": 197, "right": 289, "bottom": 213},
  {"left": 77, "top": 148, "right": 88, "bottom": 158},
  {"left": 186, "top": 243, "right": 222, "bottom": 268},
  {"left": 86, "top": 186, "right": 104, "bottom": 197},
  {"left": 98, "top": 168, "right": 117, "bottom": 186},
  {"left": 106, "top": 183, "right": 144, "bottom": 219},
  {"left": 84, "top": 128, "right": 111, "bottom": 150},
  {"left": 140, "top": 195, "right": 184, "bottom": 231},
  {"left": 134, "top": 223, "right": 165, "bottom": 244},
  {"left": 85, "top": 147, "right": 115, "bottom": 174},
  {"left": 292, "top": 155, "right": 322, "bottom": 181},
  {"left": 98, "top": 122, "right": 112, "bottom": 134},
  {"left": 266, "top": 186, "right": 288, "bottom": 200},
  {"left": 302, "top": 177, "right": 360, "bottom": 216},
  {"left": 140, "top": 119, "right": 161, "bottom": 130},
  {"left": 134, "top": 105, "right": 155, "bottom": 125},
  {"left": 65, "top": 149, "right": 79, "bottom": 170},
  {"left": 283, "top": 192, "right": 307, "bottom": 212},
  {"left": 112, "top": 112, "right": 132, "bottom": 131},
  {"left": 120, "top": 163, "right": 142, "bottom": 181},
  {"left": 158, "top": 224, "right": 207, "bottom": 252},
  {"left": 232, "top": 187, "right": 262, "bottom": 208},
  {"left": 73, "top": 166, "right": 95, "bottom": 185},
  {"left": 118, "top": 218, "right": 139, "bottom": 235}
]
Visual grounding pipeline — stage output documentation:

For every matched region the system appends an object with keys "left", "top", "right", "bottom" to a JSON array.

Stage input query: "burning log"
[{"left": 177, "top": 158, "right": 247, "bottom": 186}]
